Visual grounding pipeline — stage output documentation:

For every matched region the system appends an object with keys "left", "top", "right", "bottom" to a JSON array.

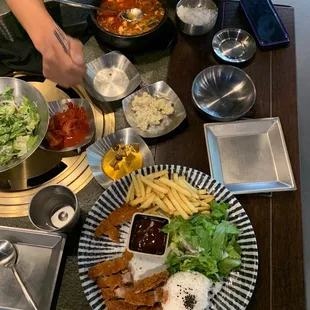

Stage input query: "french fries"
[{"left": 126, "top": 171, "right": 215, "bottom": 220}]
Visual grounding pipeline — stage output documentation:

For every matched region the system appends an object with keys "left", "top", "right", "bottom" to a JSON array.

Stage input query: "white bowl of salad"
[{"left": 0, "top": 77, "right": 49, "bottom": 173}]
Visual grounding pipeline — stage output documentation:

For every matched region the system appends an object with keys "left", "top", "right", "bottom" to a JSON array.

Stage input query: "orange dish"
[
  {"left": 46, "top": 102, "right": 90, "bottom": 149},
  {"left": 97, "top": 0, "right": 165, "bottom": 36}
]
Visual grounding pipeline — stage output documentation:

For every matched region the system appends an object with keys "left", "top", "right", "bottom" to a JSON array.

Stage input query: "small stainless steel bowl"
[
  {"left": 122, "top": 81, "right": 187, "bottom": 138},
  {"left": 176, "top": 0, "right": 218, "bottom": 36},
  {"left": 29, "top": 185, "right": 80, "bottom": 233},
  {"left": 40, "top": 98, "right": 96, "bottom": 152},
  {"left": 212, "top": 28, "right": 256, "bottom": 63},
  {"left": 87, "top": 128, "right": 155, "bottom": 188},
  {"left": 192, "top": 65, "right": 256, "bottom": 121},
  {"left": 83, "top": 51, "right": 141, "bottom": 103}
]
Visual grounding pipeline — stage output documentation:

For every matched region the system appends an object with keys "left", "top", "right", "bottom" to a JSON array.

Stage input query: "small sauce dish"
[{"left": 127, "top": 213, "right": 170, "bottom": 257}]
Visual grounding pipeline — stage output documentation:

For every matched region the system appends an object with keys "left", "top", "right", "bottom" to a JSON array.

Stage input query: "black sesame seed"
[{"left": 183, "top": 294, "right": 197, "bottom": 310}]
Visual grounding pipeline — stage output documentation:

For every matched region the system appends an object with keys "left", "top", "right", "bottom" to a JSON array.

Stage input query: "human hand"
[{"left": 35, "top": 28, "right": 85, "bottom": 88}]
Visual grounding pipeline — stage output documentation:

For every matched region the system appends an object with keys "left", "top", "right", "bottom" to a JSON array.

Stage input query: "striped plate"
[{"left": 78, "top": 165, "right": 258, "bottom": 310}]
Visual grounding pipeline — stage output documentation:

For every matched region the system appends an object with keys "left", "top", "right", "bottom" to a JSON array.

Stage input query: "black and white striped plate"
[{"left": 78, "top": 165, "right": 258, "bottom": 310}]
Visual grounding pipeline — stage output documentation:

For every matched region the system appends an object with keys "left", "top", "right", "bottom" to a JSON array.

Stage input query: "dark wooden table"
[{"left": 154, "top": 1, "right": 306, "bottom": 309}]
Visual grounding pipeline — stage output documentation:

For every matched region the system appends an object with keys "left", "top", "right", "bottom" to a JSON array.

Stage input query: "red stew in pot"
[{"left": 97, "top": 0, "right": 165, "bottom": 36}]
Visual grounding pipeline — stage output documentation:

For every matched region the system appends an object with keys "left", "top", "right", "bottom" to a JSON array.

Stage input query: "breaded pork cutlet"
[
  {"left": 94, "top": 219, "right": 120, "bottom": 242},
  {"left": 95, "top": 204, "right": 137, "bottom": 239},
  {"left": 106, "top": 204, "right": 137, "bottom": 226},
  {"left": 101, "top": 287, "right": 117, "bottom": 300},
  {"left": 88, "top": 250, "right": 133, "bottom": 280},
  {"left": 125, "top": 288, "right": 163, "bottom": 307},
  {"left": 105, "top": 300, "right": 138, "bottom": 310},
  {"left": 97, "top": 274, "right": 122, "bottom": 289},
  {"left": 133, "top": 271, "right": 169, "bottom": 293}
]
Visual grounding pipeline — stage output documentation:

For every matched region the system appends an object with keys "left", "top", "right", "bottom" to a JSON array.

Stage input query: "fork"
[{"left": 53, "top": 24, "right": 70, "bottom": 55}]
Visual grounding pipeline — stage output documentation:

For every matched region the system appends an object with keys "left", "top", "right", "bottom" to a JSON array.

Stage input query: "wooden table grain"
[{"left": 155, "top": 1, "right": 306, "bottom": 309}]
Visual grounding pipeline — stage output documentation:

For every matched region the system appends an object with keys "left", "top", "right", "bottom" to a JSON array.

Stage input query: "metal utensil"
[
  {"left": 54, "top": 0, "right": 117, "bottom": 14},
  {"left": 212, "top": 28, "right": 256, "bottom": 63},
  {"left": 0, "top": 240, "right": 38, "bottom": 310},
  {"left": 54, "top": 24, "right": 69, "bottom": 54},
  {"left": 192, "top": 65, "right": 256, "bottom": 121},
  {"left": 121, "top": 8, "right": 143, "bottom": 21},
  {"left": 54, "top": 0, "right": 143, "bottom": 21}
]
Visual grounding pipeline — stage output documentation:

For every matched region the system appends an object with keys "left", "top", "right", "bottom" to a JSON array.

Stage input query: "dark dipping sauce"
[{"left": 129, "top": 214, "right": 169, "bottom": 255}]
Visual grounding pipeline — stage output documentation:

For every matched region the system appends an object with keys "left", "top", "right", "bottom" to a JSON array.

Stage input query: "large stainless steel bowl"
[
  {"left": 192, "top": 65, "right": 256, "bottom": 121},
  {"left": 0, "top": 77, "right": 49, "bottom": 173}
]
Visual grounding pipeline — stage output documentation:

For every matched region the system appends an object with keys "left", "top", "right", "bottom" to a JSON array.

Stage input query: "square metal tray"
[
  {"left": 0, "top": 226, "right": 66, "bottom": 310},
  {"left": 204, "top": 117, "right": 296, "bottom": 195}
]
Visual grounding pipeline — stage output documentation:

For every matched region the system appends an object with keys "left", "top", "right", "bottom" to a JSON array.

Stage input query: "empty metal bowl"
[
  {"left": 29, "top": 185, "right": 80, "bottom": 233},
  {"left": 192, "top": 65, "right": 256, "bottom": 121},
  {"left": 212, "top": 28, "right": 256, "bottom": 63},
  {"left": 176, "top": 0, "right": 218, "bottom": 36},
  {"left": 87, "top": 127, "right": 154, "bottom": 188},
  {"left": 40, "top": 98, "right": 96, "bottom": 152},
  {"left": 122, "top": 81, "right": 187, "bottom": 138},
  {"left": 83, "top": 51, "right": 141, "bottom": 102}
]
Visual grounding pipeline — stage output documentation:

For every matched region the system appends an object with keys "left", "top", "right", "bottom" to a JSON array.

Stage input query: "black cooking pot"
[{"left": 88, "top": 0, "right": 168, "bottom": 52}]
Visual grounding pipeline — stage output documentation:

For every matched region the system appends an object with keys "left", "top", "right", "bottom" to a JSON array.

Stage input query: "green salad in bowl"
[{"left": 0, "top": 87, "right": 41, "bottom": 166}]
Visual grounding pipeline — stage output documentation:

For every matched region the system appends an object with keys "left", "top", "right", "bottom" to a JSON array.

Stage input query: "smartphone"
[{"left": 240, "top": 0, "right": 290, "bottom": 48}]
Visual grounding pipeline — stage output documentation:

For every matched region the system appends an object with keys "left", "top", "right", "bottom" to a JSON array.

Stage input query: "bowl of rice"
[{"left": 176, "top": 0, "right": 218, "bottom": 36}]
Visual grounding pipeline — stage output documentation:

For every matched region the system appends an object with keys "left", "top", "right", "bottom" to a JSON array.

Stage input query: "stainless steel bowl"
[
  {"left": 87, "top": 128, "right": 154, "bottom": 188},
  {"left": 192, "top": 65, "right": 256, "bottom": 121},
  {"left": 176, "top": 0, "right": 218, "bottom": 36},
  {"left": 0, "top": 77, "right": 49, "bottom": 173},
  {"left": 83, "top": 51, "right": 141, "bottom": 103},
  {"left": 212, "top": 28, "right": 256, "bottom": 63},
  {"left": 29, "top": 184, "right": 79, "bottom": 233},
  {"left": 40, "top": 98, "right": 96, "bottom": 152},
  {"left": 122, "top": 81, "right": 187, "bottom": 138}
]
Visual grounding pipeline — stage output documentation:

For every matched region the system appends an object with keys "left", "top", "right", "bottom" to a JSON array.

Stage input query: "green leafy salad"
[
  {"left": 0, "top": 87, "right": 40, "bottom": 165},
  {"left": 162, "top": 201, "right": 242, "bottom": 282}
]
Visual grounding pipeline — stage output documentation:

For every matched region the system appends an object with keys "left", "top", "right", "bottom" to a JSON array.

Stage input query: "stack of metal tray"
[
  {"left": 204, "top": 118, "right": 296, "bottom": 195},
  {"left": 0, "top": 226, "right": 66, "bottom": 310}
]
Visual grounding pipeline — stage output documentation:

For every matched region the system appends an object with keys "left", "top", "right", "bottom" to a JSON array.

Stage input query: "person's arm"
[
  {"left": 5, "top": 0, "right": 54, "bottom": 50},
  {"left": 5, "top": 0, "right": 85, "bottom": 87}
]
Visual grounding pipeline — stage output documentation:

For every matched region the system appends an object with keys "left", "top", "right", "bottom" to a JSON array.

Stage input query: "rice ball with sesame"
[{"left": 163, "top": 271, "right": 212, "bottom": 310}]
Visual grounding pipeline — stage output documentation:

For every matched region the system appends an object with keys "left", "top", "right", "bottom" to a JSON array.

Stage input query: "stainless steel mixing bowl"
[
  {"left": 0, "top": 77, "right": 49, "bottom": 173},
  {"left": 83, "top": 51, "right": 141, "bottom": 103},
  {"left": 212, "top": 28, "right": 256, "bottom": 63},
  {"left": 192, "top": 65, "right": 256, "bottom": 121}
]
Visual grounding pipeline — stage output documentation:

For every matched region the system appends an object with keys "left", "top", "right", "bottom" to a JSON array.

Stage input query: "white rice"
[
  {"left": 177, "top": 5, "right": 217, "bottom": 26},
  {"left": 162, "top": 271, "right": 212, "bottom": 310}
]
